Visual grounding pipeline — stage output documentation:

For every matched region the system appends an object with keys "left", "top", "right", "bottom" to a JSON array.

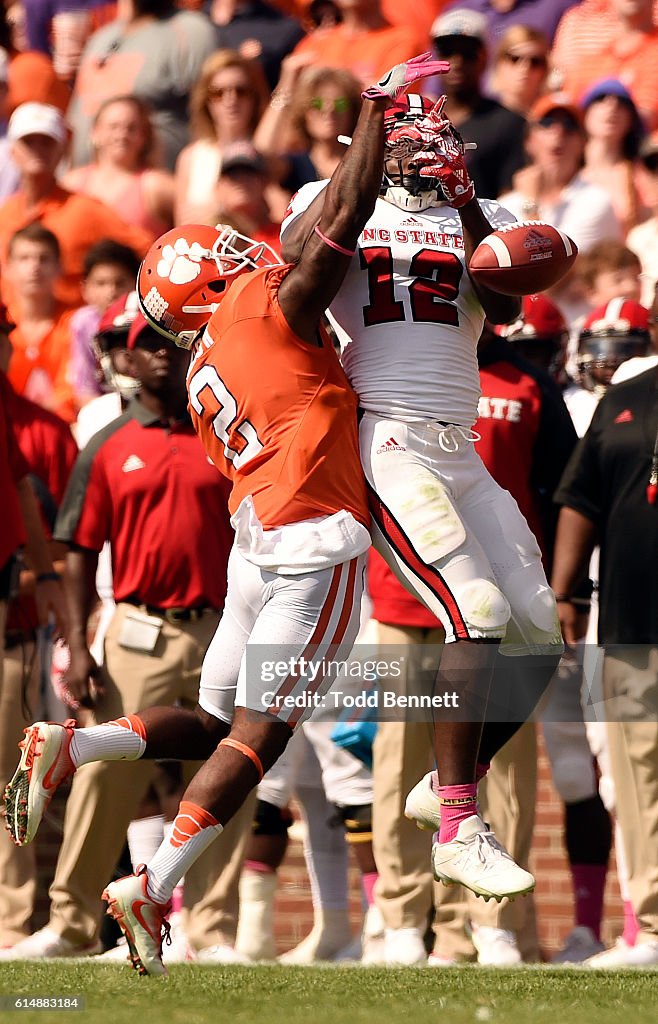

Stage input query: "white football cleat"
[
  {"left": 583, "top": 936, "right": 658, "bottom": 968},
  {"left": 102, "top": 868, "right": 171, "bottom": 977},
  {"left": 470, "top": 923, "right": 522, "bottom": 966},
  {"left": 404, "top": 771, "right": 441, "bottom": 831},
  {"left": 431, "top": 816, "right": 535, "bottom": 902},
  {"left": 4, "top": 722, "right": 76, "bottom": 846},
  {"left": 551, "top": 926, "right": 604, "bottom": 964}
]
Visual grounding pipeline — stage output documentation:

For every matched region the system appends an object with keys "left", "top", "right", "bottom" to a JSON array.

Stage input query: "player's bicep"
[
  {"left": 280, "top": 190, "right": 328, "bottom": 263},
  {"left": 278, "top": 231, "right": 353, "bottom": 342}
]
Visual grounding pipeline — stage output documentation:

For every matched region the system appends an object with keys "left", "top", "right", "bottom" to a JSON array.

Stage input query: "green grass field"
[{"left": 0, "top": 964, "right": 655, "bottom": 1024}]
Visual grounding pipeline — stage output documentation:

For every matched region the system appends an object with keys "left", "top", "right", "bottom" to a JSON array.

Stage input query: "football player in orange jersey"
[{"left": 4, "top": 54, "right": 451, "bottom": 976}]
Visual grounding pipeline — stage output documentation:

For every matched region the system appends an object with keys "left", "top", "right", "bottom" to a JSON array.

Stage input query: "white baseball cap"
[{"left": 7, "top": 103, "right": 68, "bottom": 144}]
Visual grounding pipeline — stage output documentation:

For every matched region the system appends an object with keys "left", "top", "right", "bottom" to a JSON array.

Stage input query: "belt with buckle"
[{"left": 124, "top": 599, "right": 213, "bottom": 623}]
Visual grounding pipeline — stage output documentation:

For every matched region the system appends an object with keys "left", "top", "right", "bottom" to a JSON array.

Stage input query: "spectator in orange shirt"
[
  {"left": 291, "top": 0, "right": 425, "bottom": 88},
  {"left": 557, "top": 0, "right": 658, "bottom": 131},
  {"left": 0, "top": 102, "right": 152, "bottom": 311},
  {"left": 5, "top": 223, "right": 76, "bottom": 423}
]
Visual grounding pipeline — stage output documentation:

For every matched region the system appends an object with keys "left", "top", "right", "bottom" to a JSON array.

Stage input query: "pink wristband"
[{"left": 314, "top": 224, "right": 356, "bottom": 257}]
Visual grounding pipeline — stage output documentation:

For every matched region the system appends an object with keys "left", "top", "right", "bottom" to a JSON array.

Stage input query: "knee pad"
[
  {"left": 544, "top": 734, "right": 597, "bottom": 803},
  {"left": 528, "top": 587, "right": 560, "bottom": 637},
  {"left": 332, "top": 803, "right": 373, "bottom": 844},
  {"left": 454, "top": 578, "right": 510, "bottom": 636},
  {"left": 253, "top": 799, "right": 293, "bottom": 837}
]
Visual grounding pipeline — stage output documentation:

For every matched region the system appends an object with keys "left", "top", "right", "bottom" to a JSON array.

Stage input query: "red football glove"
[
  {"left": 418, "top": 122, "right": 476, "bottom": 208},
  {"left": 362, "top": 52, "right": 450, "bottom": 105}
]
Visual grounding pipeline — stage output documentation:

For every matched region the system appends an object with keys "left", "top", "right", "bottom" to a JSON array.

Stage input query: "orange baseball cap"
[{"left": 530, "top": 94, "right": 584, "bottom": 127}]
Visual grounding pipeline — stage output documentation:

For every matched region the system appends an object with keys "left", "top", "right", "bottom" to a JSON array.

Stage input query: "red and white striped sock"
[
  {"left": 69, "top": 715, "right": 147, "bottom": 766},
  {"left": 146, "top": 801, "right": 222, "bottom": 904}
]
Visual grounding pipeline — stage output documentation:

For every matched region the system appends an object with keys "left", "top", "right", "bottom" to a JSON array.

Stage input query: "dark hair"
[
  {"left": 133, "top": 0, "right": 176, "bottom": 16},
  {"left": 8, "top": 223, "right": 60, "bottom": 260},
  {"left": 83, "top": 240, "right": 141, "bottom": 279}
]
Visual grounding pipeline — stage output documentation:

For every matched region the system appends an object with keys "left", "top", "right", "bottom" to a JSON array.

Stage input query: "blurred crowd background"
[{"left": 1, "top": 0, "right": 658, "bottom": 973}]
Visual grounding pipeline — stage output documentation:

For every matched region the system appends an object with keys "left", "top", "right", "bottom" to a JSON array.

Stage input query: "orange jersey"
[
  {"left": 187, "top": 264, "right": 369, "bottom": 531},
  {"left": 8, "top": 308, "right": 77, "bottom": 423}
]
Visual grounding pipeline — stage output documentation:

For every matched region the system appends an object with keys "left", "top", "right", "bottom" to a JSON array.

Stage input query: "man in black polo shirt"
[
  {"left": 553, "top": 364, "right": 658, "bottom": 967},
  {"left": 0, "top": 316, "right": 253, "bottom": 963},
  {"left": 430, "top": 9, "right": 526, "bottom": 199}
]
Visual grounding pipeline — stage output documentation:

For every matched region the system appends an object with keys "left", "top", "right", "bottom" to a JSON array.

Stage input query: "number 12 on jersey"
[
  {"left": 188, "top": 364, "right": 264, "bottom": 469},
  {"left": 360, "top": 247, "right": 463, "bottom": 328}
]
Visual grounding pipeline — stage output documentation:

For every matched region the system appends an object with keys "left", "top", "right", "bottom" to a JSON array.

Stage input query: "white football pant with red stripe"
[
  {"left": 198, "top": 544, "right": 366, "bottom": 728},
  {"left": 360, "top": 412, "right": 561, "bottom": 654}
]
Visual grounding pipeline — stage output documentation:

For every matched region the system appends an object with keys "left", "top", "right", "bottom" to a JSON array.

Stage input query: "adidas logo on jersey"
[
  {"left": 614, "top": 409, "right": 634, "bottom": 424},
  {"left": 376, "top": 437, "right": 406, "bottom": 454},
  {"left": 400, "top": 216, "right": 423, "bottom": 226},
  {"left": 122, "top": 454, "right": 146, "bottom": 473}
]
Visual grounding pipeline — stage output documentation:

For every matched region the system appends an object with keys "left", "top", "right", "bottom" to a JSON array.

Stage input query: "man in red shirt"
[
  {"left": 0, "top": 321, "right": 77, "bottom": 948},
  {"left": 0, "top": 305, "right": 67, "bottom": 947},
  {"left": 0, "top": 314, "right": 251, "bottom": 962}
]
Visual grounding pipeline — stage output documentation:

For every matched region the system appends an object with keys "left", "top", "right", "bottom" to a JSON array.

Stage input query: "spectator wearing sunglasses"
[
  {"left": 489, "top": 25, "right": 549, "bottom": 118},
  {"left": 430, "top": 9, "right": 526, "bottom": 199},
  {"left": 173, "top": 49, "right": 269, "bottom": 226},
  {"left": 254, "top": 58, "right": 362, "bottom": 191},
  {"left": 627, "top": 137, "right": 658, "bottom": 307}
]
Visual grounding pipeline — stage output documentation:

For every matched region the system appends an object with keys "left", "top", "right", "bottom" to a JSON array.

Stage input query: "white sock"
[
  {"left": 296, "top": 783, "right": 349, "bottom": 910},
  {"left": 127, "top": 815, "right": 165, "bottom": 871},
  {"left": 70, "top": 719, "right": 146, "bottom": 767},
  {"left": 146, "top": 802, "right": 222, "bottom": 904}
]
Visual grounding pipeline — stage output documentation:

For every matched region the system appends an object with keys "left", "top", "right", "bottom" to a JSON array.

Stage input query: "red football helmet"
[
  {"left": 498, "top": 294, "right": 569, "bottom": 379},
  {"left": 578, "top": 298, "right": 650, "bottom": 391},
  {"left": 382, "top": 94, "right": 447, "bottom": 211},
  {"left": 94, "top": 290, "right": 140, "bottom": 399},
  {"left": 137, "top": 224, "right": 281, "bottom": 349}
]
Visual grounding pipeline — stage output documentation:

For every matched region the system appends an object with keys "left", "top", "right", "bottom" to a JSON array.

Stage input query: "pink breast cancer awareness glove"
[{"left": 362, "top": 52, "right": 450, "bottom": 105}]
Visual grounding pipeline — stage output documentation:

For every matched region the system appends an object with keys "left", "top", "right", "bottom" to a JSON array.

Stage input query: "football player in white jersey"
[{"left": 282, "top": 94, "right": 563, "bottom": 902}]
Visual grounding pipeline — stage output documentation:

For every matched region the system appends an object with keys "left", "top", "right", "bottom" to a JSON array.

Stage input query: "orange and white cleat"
[
  {"left": 3, "top": 721, "right": 76, "bottom": 846},
  {"left": 102, "top": 867, "right": 171, "bottom": 977}
]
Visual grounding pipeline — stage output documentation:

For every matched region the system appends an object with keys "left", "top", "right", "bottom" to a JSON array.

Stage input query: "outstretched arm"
[{"left": 278, "top": 53, "right": 449, "bottom": 342}]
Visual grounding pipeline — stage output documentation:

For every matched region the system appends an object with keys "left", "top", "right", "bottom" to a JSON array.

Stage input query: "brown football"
[{"left": 469, "top": 221, "right": 578, "bottom": 296}]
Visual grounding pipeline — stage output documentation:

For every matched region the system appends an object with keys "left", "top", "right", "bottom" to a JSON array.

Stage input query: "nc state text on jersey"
[{"left": 361, "top": 228, "right": 464, "bottom": 248}]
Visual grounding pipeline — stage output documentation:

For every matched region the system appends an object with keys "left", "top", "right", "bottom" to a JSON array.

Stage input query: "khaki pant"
[
  {"left": 372, "top": 622, "right": 538, "bottom": 960},
  {"left": 49, "top": 602, "right": 254, "bottom": 950},
  {"left": 0, "top": 609, "right": 41, "bottom": 945},
  {"left": 604, "top": 648, "right": 658, "bottom": 939}
]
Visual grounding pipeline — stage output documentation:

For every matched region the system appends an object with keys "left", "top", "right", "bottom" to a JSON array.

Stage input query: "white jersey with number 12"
[{"left": 281, "top": 183, "right": 515, "bottom": 426}]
